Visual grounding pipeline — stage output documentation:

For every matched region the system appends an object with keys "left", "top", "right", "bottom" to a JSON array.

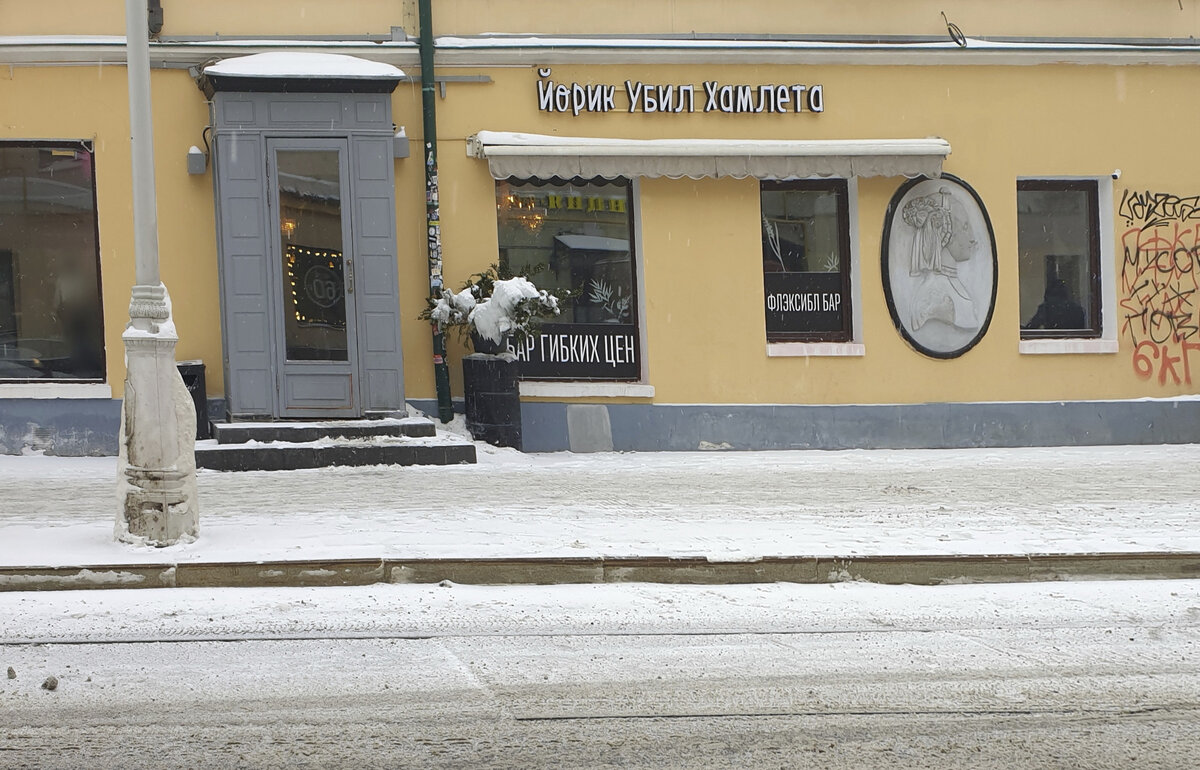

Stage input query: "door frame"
[
  {"left": 266, "top": 136, "right": 362, "bottom": 418},
  {"left": 209, "top": 88, "right": 406, "bottom": 422}
]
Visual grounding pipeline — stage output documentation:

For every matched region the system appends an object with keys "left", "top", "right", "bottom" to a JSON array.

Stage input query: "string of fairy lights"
[{"left": 285, "top": 243, "right": 346, "bottom": 328}]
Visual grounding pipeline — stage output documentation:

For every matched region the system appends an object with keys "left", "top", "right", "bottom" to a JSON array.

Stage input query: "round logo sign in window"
[{"left": 303, "top": 264, "right": 343, "bottom": 309}]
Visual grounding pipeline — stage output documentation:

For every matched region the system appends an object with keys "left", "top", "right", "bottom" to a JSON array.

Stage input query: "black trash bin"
[{"left": 176, "top": 360, "right": 210, "bottom": 440}]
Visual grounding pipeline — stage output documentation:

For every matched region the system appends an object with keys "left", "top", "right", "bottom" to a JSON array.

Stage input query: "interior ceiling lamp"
[{"left": 499, "top": 192, "right": 547, "bottom": 234}]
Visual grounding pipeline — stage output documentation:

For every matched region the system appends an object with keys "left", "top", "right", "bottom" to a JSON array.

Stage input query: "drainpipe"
[{"left": 419, "top": 0, "right": 454, "bottom": 423}]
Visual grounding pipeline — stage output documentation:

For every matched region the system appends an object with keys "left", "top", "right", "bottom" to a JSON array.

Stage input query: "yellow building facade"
[{"left": 3, "top": 1, "right": 1200, "bottom": 452}]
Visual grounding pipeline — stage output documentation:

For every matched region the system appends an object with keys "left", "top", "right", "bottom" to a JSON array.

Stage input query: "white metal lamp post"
[{"left": 115, "top": 0, "right": 199, "bottom": 545}]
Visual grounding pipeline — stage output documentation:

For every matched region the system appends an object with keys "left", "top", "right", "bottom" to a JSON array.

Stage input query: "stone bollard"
[{"left": 115, "top": 284, "right": 199, "bottom": 546}]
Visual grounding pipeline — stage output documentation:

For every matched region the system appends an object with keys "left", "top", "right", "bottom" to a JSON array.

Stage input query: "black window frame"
[
  {"left": 495, "top": 175, "right": 641, "bottom": 382},
  {"left": 760, "top": 178, "right": 853, "bottom": 343},
  {"left": 0, "top": 139, "right": 106, "bottom": 383},
  {"left": 1017, "top": 178, "right": 1102, "bottom": 340}
]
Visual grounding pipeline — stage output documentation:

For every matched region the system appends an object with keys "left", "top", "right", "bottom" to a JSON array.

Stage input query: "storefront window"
[
  {"left": 0, "top": 141, "right": 105, "bottom": 381},
  {"left": 496, "top": 177, "right": 639, "bottom": 380},
  {"left": 760, "top": 179, "right": 852, "bottom": 342},
  {"left": 1017, "top": 180, "right": 1101, "bottom": 338}
]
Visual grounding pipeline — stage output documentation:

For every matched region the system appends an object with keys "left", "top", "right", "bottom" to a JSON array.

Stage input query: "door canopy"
[{"left": 199, "top": 52, "right": 404, "bottom": 96}]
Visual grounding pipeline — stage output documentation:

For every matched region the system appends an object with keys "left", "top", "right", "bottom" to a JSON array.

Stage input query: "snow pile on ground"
[{"left": 0, "top": 439, "right": 1197, "bottom": 567}]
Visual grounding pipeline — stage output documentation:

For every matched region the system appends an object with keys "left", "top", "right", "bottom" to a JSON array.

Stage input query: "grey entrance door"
[
  {"left": 210, "top": 89, "right": 406, "bottom": 422},
  {"left": 267, "top": 138, "right": 361, "bottom": 418}
]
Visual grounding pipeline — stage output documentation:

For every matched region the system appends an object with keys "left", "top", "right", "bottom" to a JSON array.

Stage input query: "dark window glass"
[
  {"left": 276, "top": 148, "right": 349, "bottom": 362},
  {"left": 0, "top": 142, "right": 105, "bottom": 380},
  {"left": 1017, "top": 180, "right": 1101, "bottom": 338},
  {"left": 761, "top": 179, "right": 852, "bottom": 342},
  {"left": 496, "top": 177, "right": 639, "bottom": 380}
]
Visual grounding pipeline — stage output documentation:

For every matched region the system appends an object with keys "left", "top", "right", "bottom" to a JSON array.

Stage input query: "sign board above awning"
[{"left": 466, "top": 131, "right": 950, "bottom": 180}]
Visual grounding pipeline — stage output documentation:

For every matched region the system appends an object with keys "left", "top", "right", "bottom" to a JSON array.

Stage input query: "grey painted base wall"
[
  {"left": 413, "top": 397, "right": 1200, "bottom": 453},
  {"left": 0, "top": 397, "right": 226, "bottom": 456},
  {"left": 5, "top": 396, "right": 1199, "bottom": 456},
  {"left": 0, "top": 398, "right": 122, "bottom": 456}
]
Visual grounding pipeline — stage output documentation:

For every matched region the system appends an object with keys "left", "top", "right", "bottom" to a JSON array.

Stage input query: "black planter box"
[{"left": 463, "top": 354, "right": 521, "bottom": 450}]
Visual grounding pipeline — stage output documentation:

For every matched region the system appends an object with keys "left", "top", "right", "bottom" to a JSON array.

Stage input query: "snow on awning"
[
  {"left": 200, "top": 53, "right": 404, "bottom": 95},
  {"left": 467, "top": 131, "right": 950, "bottom": 180}
]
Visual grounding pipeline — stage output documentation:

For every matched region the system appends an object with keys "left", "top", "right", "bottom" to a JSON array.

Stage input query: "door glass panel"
[{"left": 276, "top": 149, "right": 348, "bottom": 362}]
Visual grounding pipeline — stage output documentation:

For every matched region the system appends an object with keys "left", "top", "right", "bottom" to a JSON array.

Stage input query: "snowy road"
[{"left": 3, "top": 580, "right": 1199, "bottom": 768}]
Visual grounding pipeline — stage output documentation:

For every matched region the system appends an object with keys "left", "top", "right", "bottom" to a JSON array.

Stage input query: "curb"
[{"left": 1, "top": 552, "right": 1198, "bottom": 592}]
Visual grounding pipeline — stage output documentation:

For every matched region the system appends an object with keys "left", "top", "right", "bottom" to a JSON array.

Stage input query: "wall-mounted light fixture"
[
  {"left": 187, "top": 145, "right": 207, "bottom": 175},
  {"left": 148, "top": 0, "right": 164, "bottom": 37},
  {"left": 393, "top": 126, "right": 410, "bottom": 159}
]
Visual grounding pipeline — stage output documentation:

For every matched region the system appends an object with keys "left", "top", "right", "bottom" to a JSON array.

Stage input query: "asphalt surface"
[{"left": 3, "top": 580, "right": 1198, "bottom": 768}]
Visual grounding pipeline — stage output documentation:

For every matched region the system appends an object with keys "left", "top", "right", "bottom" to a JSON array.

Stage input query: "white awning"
[{"left": 467, "top": 131, "right": 950, "bottom": 180}]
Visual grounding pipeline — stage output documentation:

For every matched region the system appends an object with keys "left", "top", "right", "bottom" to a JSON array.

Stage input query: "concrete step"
[
  {"left": 195, "top": 439, "right": 476, "bottom": 471},
  {"left": 197, "top": 417, "right": 475, "bottom": 471},
  {"left": 211, "top": 417, "right": 436, "bottom": 445}
]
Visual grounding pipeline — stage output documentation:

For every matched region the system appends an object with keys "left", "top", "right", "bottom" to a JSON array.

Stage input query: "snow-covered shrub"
[{"left": 422, "top": 265, "right": 562, "bottom": 348}]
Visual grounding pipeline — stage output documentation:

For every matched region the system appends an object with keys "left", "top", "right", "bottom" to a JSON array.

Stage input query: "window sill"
[
  {"left": 767, "top": 342, "right": 865, "bottom": 357},
  {"left": 0, "top": 382, "right": 113, "bottom": 399},
  {"left": 1019, "top": 338, "right": 1118, "bottom": 355},
  {"left": 519, "top": 381, "right": 655, "bottom": 399}
]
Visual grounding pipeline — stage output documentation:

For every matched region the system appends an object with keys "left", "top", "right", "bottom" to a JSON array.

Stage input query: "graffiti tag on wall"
[{"left": 1119, "top": 190, "right": 1200, "bottom": 385}]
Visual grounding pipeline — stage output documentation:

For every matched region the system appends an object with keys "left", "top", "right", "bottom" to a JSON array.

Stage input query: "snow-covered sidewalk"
[{"left": 1, "top": 440, "right": 1198, "bottom": 569}]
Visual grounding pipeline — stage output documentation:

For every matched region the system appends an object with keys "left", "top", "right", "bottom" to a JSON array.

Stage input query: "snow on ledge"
[
  {"left": 4, "top": 35, "right": 1200, "bottom": 58},
  {"left": 434, "top": 35, "right": 1163, "bottom": 53},
  {"left": 203, "top": 52, "right": 404, "bottom": 79}
]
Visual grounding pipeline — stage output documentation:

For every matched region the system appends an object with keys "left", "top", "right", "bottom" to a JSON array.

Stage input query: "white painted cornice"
[{"left": 5, "top": 35, "right": 1200, "bottom": 68}]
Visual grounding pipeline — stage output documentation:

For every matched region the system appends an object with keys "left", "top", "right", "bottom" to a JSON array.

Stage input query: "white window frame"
[
  {"left": 1017, "top": 175, "right": 1118, "bottom": 355},
  {"left": 0, "top": 139, "right": 109, "bottom": 384}
]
